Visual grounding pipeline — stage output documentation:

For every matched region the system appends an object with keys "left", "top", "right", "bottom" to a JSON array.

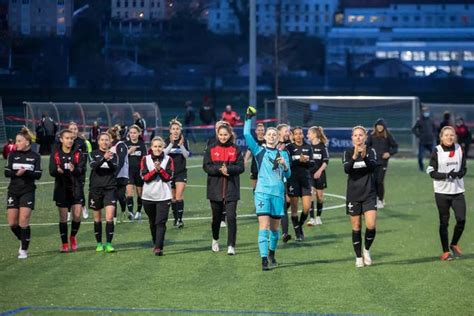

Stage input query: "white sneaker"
[
  {"left": 363, "top": 249, "right": 372, "bottom": 266},
  {"left": 212, "top": 239, "right": 220, "bottom": 252},
  {"left": 67, "top": 212, "right": 72, "bottom": 222},
  {"left": 18, "top": 249, "right": 28, "bottom": 259},
  {"left": 376, "top": 198, "right": 384, "bottom": 209},
  {"left": 315, "top": 216, "right": 323, "bottom": 225},
  {"left": 134, "top": 212, "right": 141, "bottom": 220},
  {"left": 227, "top": 246, "right": 235, "bottom": 256},
  {"left": 355, "top": 257, "right": 364, "bottom": 268},
  {"left": 220, "top": 221, "right": 227, "bottom": 228},
  {"left": 307, "top": 218, "right": 316, "bottom": 226},
  {"left": 113, "top": 217, "right": 117, "bottom": 225},
  {"left": 82, "top": 206, "right": 89, "bottom": 219}
]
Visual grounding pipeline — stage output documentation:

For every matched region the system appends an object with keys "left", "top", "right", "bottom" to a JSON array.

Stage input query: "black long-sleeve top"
[
  {"left": 49, "top": 147, "right": 86, "bottom": 201},
  {"left": 5, "top": 149, "right": 42, "bottom": 194},
  {"left": 366, "top": 133, "right": 398, "bottom": 166},
  {"left": 343, "top": 146, "right": 377, "bottom": 201},
  {"left": 89, "top": 149, "right": 118, "bottom": 189},
  {"left": 287, "top": 142, "right": 315, "bottom": 179}
]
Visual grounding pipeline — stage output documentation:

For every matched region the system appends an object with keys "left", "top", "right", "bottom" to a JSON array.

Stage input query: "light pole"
[{"left": 249, "top": 0, "right": 256, "bottom": 108}]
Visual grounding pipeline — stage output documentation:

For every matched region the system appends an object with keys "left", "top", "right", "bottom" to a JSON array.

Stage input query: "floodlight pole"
[{"left": 249, "top": 0, "right": 257, "bottom": 108}]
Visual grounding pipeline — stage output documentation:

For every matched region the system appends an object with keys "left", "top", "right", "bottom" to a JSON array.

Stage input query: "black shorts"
[
  {"left": 312, "top": 172, "right": 327, "bottom": 190},
  {"left": 287, "top": 176, "right": 312, "bottom": 197},
  {"left": 250, "top": 160, "right": 258, "bottom": 180},
  {"left": 128, "top": 169, "right": 144, "bottom": 187},
  {"left": 115, "top": 183, "right": 127, "bottom": 200},
  {"left": 346, "top": 194, "right": 377, "bottom": 216},
  {"left": 7, "top": 191, "right": 35, "bottom": 210},
  {"left": 89, "top": 187, "right": 116, "bottom": 210},
  {"left": 55, "top": 188, "right": 84, "bottom": 208},
  {"left": 171, "top": 171, "right": 187, "bottom": 189}
]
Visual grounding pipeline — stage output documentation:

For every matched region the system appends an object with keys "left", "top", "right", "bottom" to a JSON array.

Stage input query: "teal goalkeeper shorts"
[{"left": 255, "top": 192, "right": 284, "bottom": 219}]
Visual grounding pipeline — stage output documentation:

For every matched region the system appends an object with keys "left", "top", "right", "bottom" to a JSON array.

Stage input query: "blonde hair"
[
  {"left": 17, "top": 127, "right": 33, "bottom": 144},
  {"left": 439, "top": 126, "right": 457, "bottom": 142},
  {"left": 169, "top": 118, "right": 182, "bottom": 128},
  {"left": 308, "top": 126, "right": 328, "bottom": 145},
  {"left": 352, "top": 125, "right": 367, "bottom": 135},
  {"left": 151, "top": 136, "right": 165, "bottom": 147},
  {"left": 107, "top": 124, "right": 121, "bottom": 141},
  {"left": 128, "top": 124, "right": 142, "bottom": 134}
]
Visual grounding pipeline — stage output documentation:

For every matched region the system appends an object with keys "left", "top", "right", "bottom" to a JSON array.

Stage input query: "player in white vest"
[
  {"left": 426, "top": 126, "right": 467, "bottom": 261},
  {"left": 141, "top": 137, "right": 174, "bottom": 256}
]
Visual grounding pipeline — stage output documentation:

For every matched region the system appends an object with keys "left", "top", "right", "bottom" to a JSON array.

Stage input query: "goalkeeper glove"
[{"left": 246, "top": 106, "right": 257, "bottom": 119}]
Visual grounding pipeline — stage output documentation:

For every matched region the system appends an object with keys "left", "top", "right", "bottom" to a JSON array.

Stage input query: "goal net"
[{"left": 276, "top": 96, "right": 419, "bottom": 154}]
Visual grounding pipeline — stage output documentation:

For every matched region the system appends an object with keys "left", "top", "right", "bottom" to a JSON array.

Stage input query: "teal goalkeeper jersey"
[{"left": 244, "top": 119, "right": 291, "bottom": 197}]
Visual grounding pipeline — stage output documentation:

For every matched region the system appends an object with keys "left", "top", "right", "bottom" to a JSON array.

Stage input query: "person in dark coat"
[{"left": 412, "top": 106, "right": 436, "bottom": 171}]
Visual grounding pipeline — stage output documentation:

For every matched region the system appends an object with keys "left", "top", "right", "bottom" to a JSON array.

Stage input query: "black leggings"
[
  {"left": 374, "top": 165, "right": 387, "bottom": 201},
  {"left": 210, "top": 200, "right": 237, "bottom": 247},
  {"left": 435, "top": 193, "right": 466, "bottom": 252},
  {"left": 143, "top": 200, "right": 171, "bottom": 249}
]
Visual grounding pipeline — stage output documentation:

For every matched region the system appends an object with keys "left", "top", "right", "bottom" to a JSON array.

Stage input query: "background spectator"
[
  {"left": 221, "top": 104, "right": 241, "bottom": 127},
  {"left": 184, "top": 100, "right": 197, "bottom": 143}
]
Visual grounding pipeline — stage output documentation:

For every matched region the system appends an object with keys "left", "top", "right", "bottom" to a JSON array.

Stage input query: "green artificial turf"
[{"left": 0, "top": 157, "right": 473, "bottom": 315}]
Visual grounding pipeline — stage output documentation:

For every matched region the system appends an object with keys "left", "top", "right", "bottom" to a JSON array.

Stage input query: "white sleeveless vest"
[
  {"left": 432, "top": 144, "right": 465, "bottom": 194},
  {"left": 141, "top": 154, "right": 172, "bottom": 201},
  {"left": 111, "top": 141, "right": 129, "bottom": 179}
]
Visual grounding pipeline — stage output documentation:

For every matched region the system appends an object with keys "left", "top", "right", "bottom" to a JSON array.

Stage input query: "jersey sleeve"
[
  {"left": 243, "top": 119, "right": 263, "bottom": 157},
  {"left": 24, "top": 154, "right": 42, "bottom": 180},
  {"left": 281, "top": 150, "right": 291, "bottom": 179},
  {"left": 4, "top": 153, "right": 14, "bottom": 178},
  {"left": 343, "top": 149, "right": 355, "bottom": 174},
  {"left": 202, "top": 147, "right": 221, "bottom": 176}
]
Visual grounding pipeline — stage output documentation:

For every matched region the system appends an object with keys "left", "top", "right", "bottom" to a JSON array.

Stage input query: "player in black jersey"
[
  {"left": 5, "top": 127, "right": 42, "bottom": 259},
  {"left": 50, "top": 129, "right": 86, "bottom": 253},
  {"left": 244, "top": 123, "right": 265, "bottom": 190},
  {"left": 68, "top": 122, "right": 89, "bottom": 220},
  {"left": 286, "top": 127, "right": 315, "bottom": 241},
  {"left": 307, "top": 126, "right": 329, "bottom": 226},
  {"left": 276, "top": 124, "right": 292, "bottom": 242},
  {"left": 366, "top": 119, "right": 398, "bottom": 209},
  {"left": 427, "top": 126, "right": 467, "bottom": 261},
  {"left": 164, "top": 119, "right": 190, "bottom": 228},
  {"left": 125, "top": 125, "right": 147, "bottom": 220},
  {"left": 89, "top": 132, "right": 118, "bottom": 253},
  {"left": 343, "top": 126, "right": 378, "bottom": 268},
  {"left": 108, "top": 125, "right": 129, "bottom": 223}
]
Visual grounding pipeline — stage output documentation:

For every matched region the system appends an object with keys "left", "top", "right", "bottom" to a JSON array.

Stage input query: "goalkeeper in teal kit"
[{"left": 243, "top": 106, "right": 291, "bottom": 271}]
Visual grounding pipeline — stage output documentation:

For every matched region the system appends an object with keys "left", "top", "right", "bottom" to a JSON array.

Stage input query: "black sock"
[
  {"left": 299, "top": 212, "right": 309, "bottom": 226},
  {"left": 291, "top": 215, "right": 299, "bottom": 232},
  {"left": 20, "top": 226, "right": 31, "bottom": 251},
  {"left": 126, "top": 196, "right": 134, "bottom": 213},
  {"left": 10, "top": 225, "right": 21, "bottom": 240},
  {"left": 94, "top": 221, "right": 102, "bottom": 243},
  {"left": 439, "top": 223, "right": 449, "bottom": 252},
  {"left": 317, "top": 202, "right": 323, "bottom": 217},
  {"left": 119, "top": 198, "right": 126, "bottom": 213},
  {"left": 352, "top": 230, "right": 362, "bottom": 257},
  {"left": 59, "top": 222, "right": 68, "bottom": 244},
  {"left": 137, "top": 197, "right": 142, "bottom": 213},
  {"left": 71, "top": 221, "right": 81, "bottom": 237},
  {"left": 309, "top": 201, "right": 315, "bottom": 218},
  {"left": 106, "top": 221, "right": 114, "bottom": 243},
  {"left": 269, "top": 249, "right": 275, "bottom": 258},
  {"left": 364, "top": 228, "right": 376, "bottom": 250},
  {"left": 451, "top": 220, "right": 466, "bottom": 246},
  {"left": 177, "top": 200, "right": 184, "bottom": 221},
  {"left": 281, "top": 212, "right": 288, "bottom": 235},
  {"left": 171, "top": 202, "right": 178, "bottom": 221}
]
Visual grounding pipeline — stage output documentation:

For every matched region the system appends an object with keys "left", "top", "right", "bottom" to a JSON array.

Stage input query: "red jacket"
[
  {"left": 221, "top": 111, "right": 241, "bottom": 127},
  {"left": 202, "top": 141, "right": 244, "bottom": 201},
  {"left": 3, "top": 143, "right": 16, "bottom": 159}
]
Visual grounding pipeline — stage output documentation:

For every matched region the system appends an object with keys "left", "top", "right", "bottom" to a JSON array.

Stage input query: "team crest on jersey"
[{"left": 26, "top": 158, "right": 35, "bottom": 162}]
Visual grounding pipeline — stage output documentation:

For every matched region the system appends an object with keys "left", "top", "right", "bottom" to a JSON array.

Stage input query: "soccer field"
[{"left": 0, "top": 156, "right": 473, "bottom": 315}]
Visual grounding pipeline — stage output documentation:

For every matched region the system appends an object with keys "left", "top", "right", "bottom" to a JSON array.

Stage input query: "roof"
[{"left": 341, "top": 0, "right": 473, "bottom": 8}]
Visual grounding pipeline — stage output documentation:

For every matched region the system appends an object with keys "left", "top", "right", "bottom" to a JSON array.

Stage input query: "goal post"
[{"left": 276, "top": 96, "right": 419, "bottom": 154}]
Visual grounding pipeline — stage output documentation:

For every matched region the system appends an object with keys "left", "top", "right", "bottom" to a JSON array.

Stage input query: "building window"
[
  {"left": 451, "top": 51, "right": 461, "bottom": 60},
  {"left": 414, "top": 16, "right": 420, "bottom": 22},
  {"left": 117, "top": 11, "right": 121, "bottom": 18},
  {"left": 57, "top": 0, "right": 64, "bottom": 4},
  {"left": 428, "top": 51, "right": 438, "bottom": 60},
  {"left": 216, "top": 12, "right": 220, "bottom": 19},
  {"left": 117, "top": 0, "right": 121, "bottom": 7},
  {"left": 370, "top": 16, "right": 378, "bottom": 23},
  {"left": 450, "top": 16, "right": 456, "bottom": 22},
  {"left": 401, "top": 51, "right": 413, "bottom": 61},
  {"left": 125, "top": 1, "right": 128, "bottom": 8},
  {"left": 124, "top": 11, "right": 128, "bottom": 18},
  {"left": 376, "top": 51, "right": 387, "bottom": 58},
  {"left": 392, "top": 16, "right": 398, "bottom": 22},
  {"left": 413, "top": 51, "right": 425, "bottom": 61},
  {"left": 387, "top": 51, "right": 399, "bottom": 58},
  {"left": 141, "top": 1, "right": 144, "bottom": 8},
  {"left": 325, "top": 4, "right": 329, "bottom": 11},
  {"left": 464, "top": 51, "right": 474, "bottom": 61},
  {"left": 151, "top": 1, "right": 154, "bottom": 7},
  {"left": 439, "top": 51, "right": 450, "bottom": 61},
  {"left": 22, "top": 0, "right": 29, "bottom": 4}
]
